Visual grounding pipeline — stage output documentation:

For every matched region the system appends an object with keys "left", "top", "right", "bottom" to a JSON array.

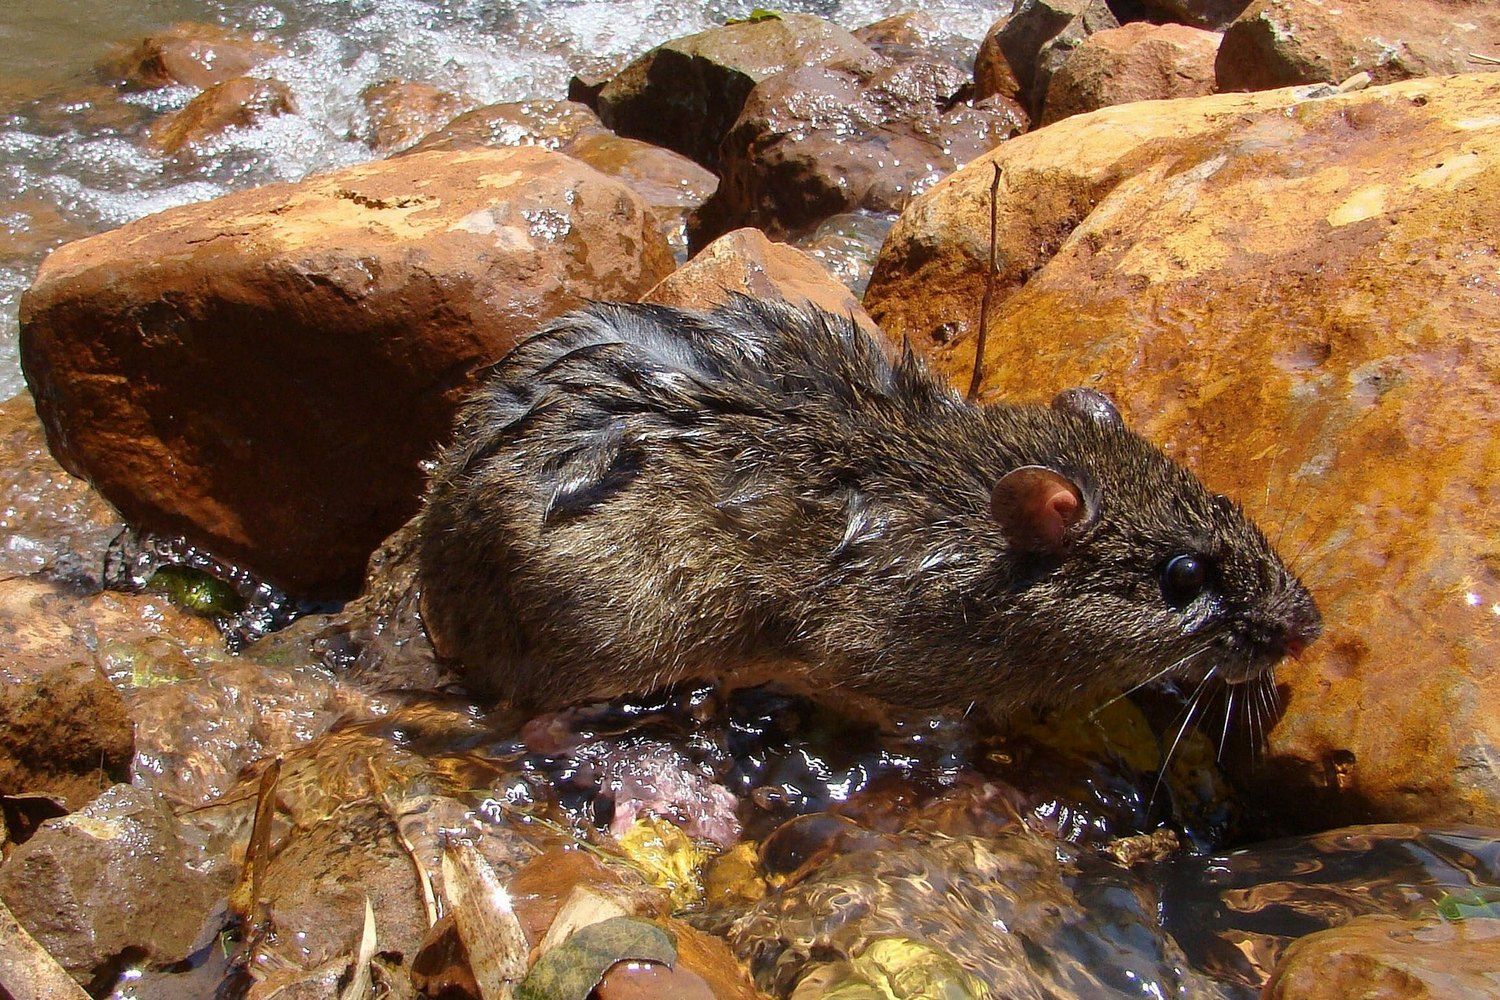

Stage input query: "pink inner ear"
[{"left": 991, "top": 465, "right": 1086, "bottom": 553}]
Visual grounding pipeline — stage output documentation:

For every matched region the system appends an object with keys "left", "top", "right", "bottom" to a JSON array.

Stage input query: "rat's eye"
[{"left": 1161, "top": 554, "right": 1210, "bottom": 607}]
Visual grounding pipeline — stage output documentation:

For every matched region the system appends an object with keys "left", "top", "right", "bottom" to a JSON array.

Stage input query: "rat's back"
[{"left": 418, "top": 297, "right": 953, "bottom": 709}]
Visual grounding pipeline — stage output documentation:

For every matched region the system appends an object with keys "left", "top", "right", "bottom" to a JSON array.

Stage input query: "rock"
[
  {"left": 146, "top": 75, "right": 295, "bottom": 154},
  {"left": 596, "top": 14, "right": 883, "bottom": 167},
  {"left": 0, "top": 392, "right": 122, "bottom": 587},
  {"left": 851, "top": 12, "right": 942, "bottom": 59},
  {"left": 20, "top": 146, "right": 675, "bottom": 597},
  {"left": 102, "top": 21, "right": 281, "bottom": 91},
  {"left": 0, "top": 784, "right": 232, "bottom": 984},
  {"left": 1217, "top": 0, "right": 1500, "bottom": 92},
  {"left": 356, "top": 80, "right": 464, "bottom": 153},
  {"left": 793, "top": 212, "right": 896, "bottom": 298},
  {"left": 645, "top": 228, "right": 884, "bottom": 346},
  {"left": 1040, "top": 22, "right": 1220, "bottom": 125},
  {"left": 1265, "top": 914, "right": 1500, "bottom": 999},
  {"left": 693, "top": 59, "right": 1023, "bottom": 246},
  {"left": 0, "top": 578, "right": 134, "bottom": 808},
  {"left": 1133, "top": 0, "right": 1253, "bottom": 30},
  {"left": 563, "top": 132, "right": 719, "bottom": 261},
  {"left": 978, "top": 0, "right": 1121, "bottom": 117},
  {"left": 863, "top": 74, "right": 1500, "bottom": 826},
  {"left": 402, "top": 98, "right": 605, "bottom": 155}
]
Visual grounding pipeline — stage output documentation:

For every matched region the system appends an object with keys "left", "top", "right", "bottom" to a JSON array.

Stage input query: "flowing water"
[{"left": 0, "top": 0, "right": 1006, "bottom": 401}]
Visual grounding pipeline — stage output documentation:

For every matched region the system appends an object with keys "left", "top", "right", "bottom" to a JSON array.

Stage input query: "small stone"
[
  {"left": 102, "top": 21, "right": 281, "bottom": 91},
  {"left": 146, "top": 75, "right": 295, "bottom": 154},
  {"left": 355, "top": 79, "right": 464, "bottom": 153}
]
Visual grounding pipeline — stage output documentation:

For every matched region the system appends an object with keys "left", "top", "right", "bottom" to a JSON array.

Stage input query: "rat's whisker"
[
  {"left": 1148, "top": 667, "right": 1219, "bottom": 815},
  {"left": 1218, "top": 686, "right": 1237, "bottom": 762},
  {"left": 1089, "top": 643, "right": 1214, "bottom": 720}
]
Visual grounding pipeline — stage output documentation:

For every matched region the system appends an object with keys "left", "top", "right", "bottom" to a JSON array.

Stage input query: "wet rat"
[{"left": 417, "top": 296, "right": 1321, "bottom": 718}]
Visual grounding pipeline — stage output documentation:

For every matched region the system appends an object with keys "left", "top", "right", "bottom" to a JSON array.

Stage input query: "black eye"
[{"left": 1161, "top": 554, "right": 1209, "bottom": 606}]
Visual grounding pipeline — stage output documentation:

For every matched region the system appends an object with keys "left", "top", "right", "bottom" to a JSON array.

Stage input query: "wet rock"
[
  {"left": 101, "top": 21, "right": 281, "bottom": 91},
  {"left": 596, "top": 14, "right": 883, "bottom": 167},
  {"left": 0, "top": 392, "right": 122, "bottom": 587},
  {"left": 146, "top": 75, "right": 295, "bottom": 154},
  {"left": 976, "top": 0, "right": 1121, "bottom": 118},
  {"left": 0, "top": 197, "right": 96, "bottom": 263},
  {"left": 0, "top": 578, "right": 134, "bottom": 808},
  {"left": 1265, "top": 913, "right": 1500, "bottom": 999},
  {"left": 21, "top": 146, "right": 675, "bottom": 597},
  {"left": 693, "top": 58, "right": 1024, "bottom": 246},
  {"left": 864, "top": 73, "right": 1500, "bottom": 826},
  {"left": 402, "top": 97, "right": 606, "bottom": 155},
  {"left": 1216, "top": 0, "right": 1500, "bottom": 92},
  {"left": 0, "top": 783, "right": 232, "bottom": 985},
  {"left": 563, "top": 132, "right": 719, "bottom": 261},
  {"left": 851, "top": 12, "right": 942, "bottom": 59},
  {"left": 598, "top": 919, "right": 766, "bottom": 1000},
  {"left": 1040, "top": 22, "right": 1220, "bottom": 125},
  {"left": 645, "top": 228, "right": 883, "bottom": 345},
  {"left": 729, "top": 829, "right": 1225, "bottom": 998},
  {"left": 1133, "top": 0, "right": 1252, "bottom": 30},
  {"left": 356, "top": 79, "right": 464, "bottom": 153}
]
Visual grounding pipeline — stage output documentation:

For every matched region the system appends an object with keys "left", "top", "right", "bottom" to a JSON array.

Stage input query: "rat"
[{"left": 416, "top": 296, "right": 1321, "bottom": 719}]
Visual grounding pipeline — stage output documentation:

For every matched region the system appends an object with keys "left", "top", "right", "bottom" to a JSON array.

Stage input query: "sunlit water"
[{"left": 0, "top": 0, "right": 1007, "bottom": 400}]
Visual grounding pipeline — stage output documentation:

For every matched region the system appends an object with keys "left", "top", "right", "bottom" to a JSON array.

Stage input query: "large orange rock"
[
  {"left": 1217, "top": 0, "right": 1500, "bottom": 92},
  {"left": 1265, "top": 914, "right": 1500, "bottom": 999},
  {"left": 20, "top": 147, "right": 675, "bottom": 597},
  {"left": 864, "top": 74, "right": 1500, "bottom": 827},
  {"left": 1040, "top": 23, "right": 1220, "bottom": 125}
]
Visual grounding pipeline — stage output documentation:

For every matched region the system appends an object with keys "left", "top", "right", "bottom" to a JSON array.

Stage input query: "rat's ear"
[
  {"left": 991, "top": 466, "right": 1088, "bottom": 553},
  {"left": 1051, "top": 387, "right": 1123, "bottom": 428}
]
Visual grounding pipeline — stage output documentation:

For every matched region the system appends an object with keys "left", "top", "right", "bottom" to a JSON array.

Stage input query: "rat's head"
[{"left": 979, "top": 389, "right": 1321, "bottom": 699}]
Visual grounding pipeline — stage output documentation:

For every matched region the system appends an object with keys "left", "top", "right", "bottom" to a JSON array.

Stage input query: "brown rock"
[
  {"left": 863, "top": 74, "right": 1500, "bottom": 826},
  {"left": 146, "top": 75, "right": 295, "bottom": 154},
  {"left": 1217, "top": 0, "right": 1500, "bottom": 92},
  {"left": 563, "top": 132, "right": 719, "bottom": 261},
  {"left": 1265, "top": 914, "right": 1500, "bottom": 999},
  {"left": 0, "top": 392, "right": 122, "bottom": 587},
  {"left": 597, "top": 919, "right": 766, "bottom": 1000},
  {"left": 851, "top": 11, "right": 942, "bottom": 60},
  {"left": 0, "top": 783, "right": 232, "bottom": 984},
  {"left": 1040, "top": 22, "right": 1221, "bottom": 125},
  {"left": 596, "top": 14, "right": 883, "bottom": 167},
  {"left": 0, "top": 578, "right": 133, "bottom": 808},
  {"left": 403, "top": 98, "right": 605, "bottom": 155},
  {"left": 102, "top": 21, "right": 281, "bottom": 91},
  {"left": 645, "top": 228, "right": 884, "bottom": 347},
  {"left": 356, "top": 79, "right": 464, "bottom": 153},
  {"left": 693, "top": 59, "right": 1023, "bottom": 246},
  {"left": 980, "top": 0, "right": 1120, "bottom": 118},
  {"left": 1135, "top": 0, "right": 1253, "bottom": 30},
  {"left": 20, "top": 146, "right": 675, "bottom": 597}
]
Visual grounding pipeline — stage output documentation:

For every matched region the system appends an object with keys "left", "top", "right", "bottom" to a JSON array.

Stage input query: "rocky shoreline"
[{"left": 2, "top": 2, "right": 1499, "bottom": 997}]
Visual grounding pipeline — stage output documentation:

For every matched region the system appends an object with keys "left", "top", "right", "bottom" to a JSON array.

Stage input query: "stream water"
[{"left": 0, "top": 0, "right": 1006, "bottom": 401}]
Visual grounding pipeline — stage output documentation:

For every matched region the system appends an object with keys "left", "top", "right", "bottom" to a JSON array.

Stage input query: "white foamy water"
[{"left": 0, "top": 0, "right": 1008, "bottom": 399}]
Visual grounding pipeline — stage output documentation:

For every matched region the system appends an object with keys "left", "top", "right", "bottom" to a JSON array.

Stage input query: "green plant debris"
[
  {"left": 1434, "top": 889, "right": 1500, "bottom": 922},
  {"left": 792, "top": 937, "right": 984, "bottom": 1000},
  {"left": 147, "top": 565, "right": 245, "bottom": 617},
  {"left": 515, "top": 916, "right": 677, "bottom": 1000},
  {"left": 726, "top": 8, "right": 782, "bottom": 24}
]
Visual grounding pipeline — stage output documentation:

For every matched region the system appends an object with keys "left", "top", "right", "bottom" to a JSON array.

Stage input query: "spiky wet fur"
[{"left": 418, "top": 297, "right": 1320, "bottom": 716}]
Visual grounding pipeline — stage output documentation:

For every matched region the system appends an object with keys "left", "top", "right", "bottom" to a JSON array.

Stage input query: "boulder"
[
  {"left": 596, "top": 14, "right": 883, "bottom": 167},
  {"left": 102, "top": 21, "right": 281, "bottom": 91},
  {"left": 863, "top": 74, "right": 1500, "bottom": 827},
  {"left": 0, "top": 392, "right": 122, "bottom": 587},
  {"left": 851, "top": 12, "right": 942, "bottom": 59},
  {"left": 645, "top": 228, "right": 883, "bottom": 346},
  {"left": 146, "top": 75, "right": 295, "bottom": 154},
  {"left": 356, "top": 79, "right": 464, "bottom": 153},
  {"left": 0, "top": 784, "right": 232, "bottom": 984},
  {"left": 975, "top": 0, "right": 1120, "bottom": 117},
  {"left": 1040, "top": 23, "right": 1220, "bottom": 125},
  {"left": 0, "top": 578, "right": 134, "bottom": 808},
  {"left": 402, "top": 98, "right": 606, "bottom": 155},
  {"left": 692, "top": 60, "right": 1024, "bottom": 246},
  {"left": 563, "top": 132, "right": 718, "bottom": 260},
  {"left": 1217, "top": 0, "right": 1500, "bottom": 92},
  {"left": 20, "top": 146, "right": 675, "bottom": 597},
  {"left": 1265, "top": 914, "right": 1500, "bottom": 999}
]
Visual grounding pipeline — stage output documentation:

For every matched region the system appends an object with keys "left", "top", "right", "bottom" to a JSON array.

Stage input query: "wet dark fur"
[{"left": 419, "top": 298, "right": 1320, "bottom": 716}]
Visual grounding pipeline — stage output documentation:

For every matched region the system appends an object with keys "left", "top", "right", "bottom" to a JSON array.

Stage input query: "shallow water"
[{"left": 0, "top": 0, "right": 1007, "bottom": 400}]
